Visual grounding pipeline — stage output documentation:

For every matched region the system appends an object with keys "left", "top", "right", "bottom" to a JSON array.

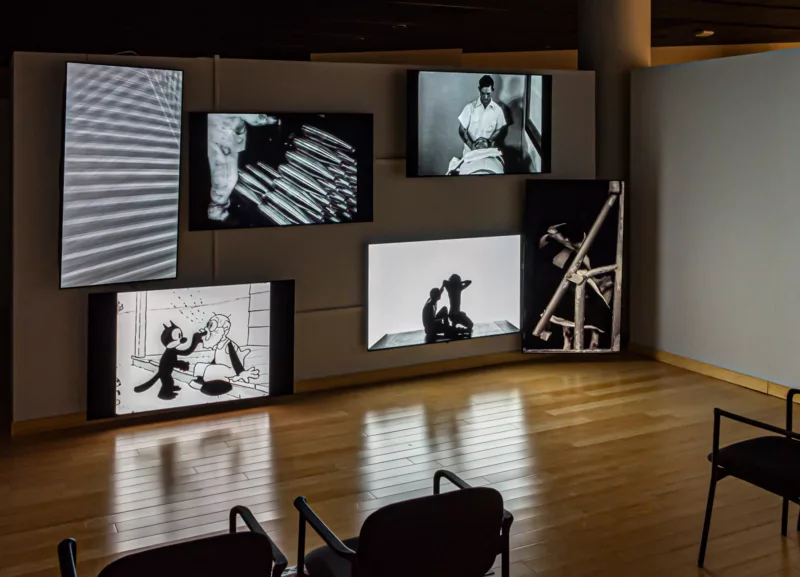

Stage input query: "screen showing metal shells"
[{"left": 189, "top": 113, "right": 373, "bottom": 230}]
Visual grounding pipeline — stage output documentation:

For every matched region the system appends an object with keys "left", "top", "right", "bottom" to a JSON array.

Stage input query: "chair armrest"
[
  {"left": 713, "top": 408, "right": 800, "bottom": 462},
  {"left": 434, "top": 469, "right": 472, "bottom": 494},
  {"left": 502, "top": 509, "right": 514, "bottom": 531},
  {"left": 434, "top": 470, "right": 514, "bottom": 535},
  {"left": 229, "top": 506, "right": 288, "bottom": 577},
  {"left": 716, "top": 408, "right": 800, "bottom": 438},
  {"left": 786, "top": 389, "right": 800, "bottom": 433},
  {"left": 294, "top": 497, "right": 357, "bottom": 559},
  {"left": 58, "top": 539, "right": 78, "bottom": 577}
]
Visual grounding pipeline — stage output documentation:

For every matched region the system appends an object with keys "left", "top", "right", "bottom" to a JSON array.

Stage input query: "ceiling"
[{"left": 3, "top": 0, "right": 800, "bottom": 64}]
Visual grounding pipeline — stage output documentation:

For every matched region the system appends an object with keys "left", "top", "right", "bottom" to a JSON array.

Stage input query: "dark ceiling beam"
[
  {"left": 695, "top": 0, "right": 800, "bottom": 9},
  {"left": 389, "top": 1, "right": 511, "bottom": 12},
  {"left": 656, "top": 18, "right": 800, "bottom": 32},
  {"left": 3, "top": 0, "right": 800, "bottom": 64},
  {"left": 654, "top": 0, "right": 800, "bottom": 27}
]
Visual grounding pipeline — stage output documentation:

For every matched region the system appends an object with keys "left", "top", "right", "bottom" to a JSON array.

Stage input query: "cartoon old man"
[{"left": 192, "top": 314, "right": 260, "bottom": 385}]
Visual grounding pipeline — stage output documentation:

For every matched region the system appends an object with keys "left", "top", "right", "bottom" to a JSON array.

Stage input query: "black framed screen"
[
  {"left": 60, "top": 63, "right": 184, "bottom": 289},
  {"left": 368, "top": 235, "right": 521, "bottom": 351},
  {"left": 407, "top": 70, "right": 551, "bottom": 177},
  {"left": 522, "top": 180, "right": 624, "bottom": 353},
  {"left": 87, "top": 280, "right": 295, "bottom": 420},
  {"left": 189, "top": 113, "right": 373, "bottom": 230}
]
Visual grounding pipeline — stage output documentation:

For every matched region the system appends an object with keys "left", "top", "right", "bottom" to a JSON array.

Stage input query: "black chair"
[
  {"left": 698, "top": 389, "right": 800, "bottom": 567},
  {"left": 58, "top": 505, "right": 287, "bottom": 577},
  {"left": 294, "top": 469, "right": 514, "bottom": 577}
]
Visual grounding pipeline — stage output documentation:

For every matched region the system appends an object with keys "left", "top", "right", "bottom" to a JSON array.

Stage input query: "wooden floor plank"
[{"left": 1, "top": 359, "right": 797, "bottom": 577}]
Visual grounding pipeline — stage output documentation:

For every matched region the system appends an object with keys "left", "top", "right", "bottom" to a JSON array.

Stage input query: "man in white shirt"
[{"left": 457, "top": 75, "right": 508, "bottom": 156}]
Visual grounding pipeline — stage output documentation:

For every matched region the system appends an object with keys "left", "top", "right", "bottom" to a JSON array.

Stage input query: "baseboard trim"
[
  {"left": 10, "top": 412, "right": 87, "bottom": 436},
  {"left": 294, "top": 351, "right": 542, "bottom": 394},
  {"left": 629, "top": 343, "right": 793, "bottom": 400},
  {"left": 12, "top": 351, "right": 547, "bottom": 436}
]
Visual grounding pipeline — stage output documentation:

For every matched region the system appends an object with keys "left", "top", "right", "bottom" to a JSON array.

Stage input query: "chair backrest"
[
  {"left": 355, "top": 487, "right": 504, "bottom": 577},
  {"left": 98, "top": 532, "right": 276, "bottom": 577}
]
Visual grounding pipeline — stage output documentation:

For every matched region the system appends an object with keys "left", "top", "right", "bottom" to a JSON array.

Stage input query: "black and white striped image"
[
  {"left": 189, "top": 113, "right": 373, "bottom": 230},
  {"left": 60, "top": 63, "right": 183, "bottom": 289}
]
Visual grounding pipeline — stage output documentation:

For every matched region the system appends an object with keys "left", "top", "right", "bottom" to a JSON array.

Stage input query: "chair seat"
[
  {"left": 305, "top": 537, "right": 360, "bottom": 577},
  {"left": 710, "top": 436, "right": 800, "bottom": 497}
]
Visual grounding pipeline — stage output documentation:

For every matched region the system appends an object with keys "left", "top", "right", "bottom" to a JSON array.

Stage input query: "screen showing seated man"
[
  {"left": 368, "top": 235, "right": 521, "bottom": 351},
  {"left": 408, "top": 71, "right": 550, "bottom": 177}
]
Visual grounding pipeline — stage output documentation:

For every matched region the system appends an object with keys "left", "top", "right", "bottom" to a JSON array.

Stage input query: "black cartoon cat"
[{"left": 134, "top": 322, "right": 205, "bottom": 400}]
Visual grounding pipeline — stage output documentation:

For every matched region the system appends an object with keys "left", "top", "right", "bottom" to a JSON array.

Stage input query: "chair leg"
[
  {"left": 698, "top": 469, "right": 718, "bottom": 568},
  {"left": 501, "top": 523, "right": 510, "bottom": 577},
  {"left": 296, "top": 517, "right": 306, "bottom": 577},
  {"left": 782, "top": 498, "right": 789, "bottom": 537}
]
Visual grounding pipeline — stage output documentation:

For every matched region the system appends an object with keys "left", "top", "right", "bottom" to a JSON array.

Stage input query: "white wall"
[
  {"left": 630, "top": 49, "right": 800, "bottom": 387},
  {"left": 12, "top": 52, "right": 595, "bottom": 421}
]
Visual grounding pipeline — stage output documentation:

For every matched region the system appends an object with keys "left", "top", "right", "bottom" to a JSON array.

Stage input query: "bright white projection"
[{"left": 368, "top": 235, "right": 521, "bottom": 350}]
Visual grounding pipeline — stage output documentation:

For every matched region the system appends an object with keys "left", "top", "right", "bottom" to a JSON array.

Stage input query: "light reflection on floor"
[{"left": 109, "top": 414, "right": 275, "bottom": 554}]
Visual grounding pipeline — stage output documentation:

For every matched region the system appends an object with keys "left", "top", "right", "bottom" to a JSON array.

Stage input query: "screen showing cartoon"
[
  {"left": 188, "top": 113, "right": 373, "bottom": 230},
  {"left": 60, "top": 63, "right": 183, "bottom": 289},
  {"left": 406, "top": 70, "right": 551, "bottom": 177},
  {"left": 522, "top": 180, "right": 624, "bottom": 353},
  {"left": 87, "top": 281, "right": 294, "bottom": 419},
  {"left": 368, "top": 235, "right": 521, "bottom": 351}
]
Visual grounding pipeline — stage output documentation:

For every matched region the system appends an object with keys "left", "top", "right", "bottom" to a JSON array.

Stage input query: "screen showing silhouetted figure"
[{"left": 369, "top": 236, "right": 521, "bottom": 351}]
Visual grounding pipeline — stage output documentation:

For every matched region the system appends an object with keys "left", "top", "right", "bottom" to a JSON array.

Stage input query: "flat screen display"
[
  {"left": 87, "top": 281, "right": 295, "bottom": 419},
  {"left": 60, "top": 63, "right": 183, "bottom": 289},
  {"left": 368, "top": 235, "right": 521, "bottom": 351},
  {"left": 407, "top": 70, "right": 551, "bottom": 177},
  {"left": 522, "top": 180, "right": 624, "bottom": 353},
  {"left": 189, "top": 113, "right": 373, "bottom": 230}
]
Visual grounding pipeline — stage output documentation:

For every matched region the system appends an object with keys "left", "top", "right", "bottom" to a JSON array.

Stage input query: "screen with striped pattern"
[{"left": 60, "top": 63, "right": 183, "bottom": 289}]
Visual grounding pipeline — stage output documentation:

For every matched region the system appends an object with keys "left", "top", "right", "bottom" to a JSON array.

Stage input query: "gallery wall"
[
  {"left": 12, "top": 52, "right": 595, "bottom": 422},
  {"left": 630, "top": 48, "right": 800, "bottom": 388}
]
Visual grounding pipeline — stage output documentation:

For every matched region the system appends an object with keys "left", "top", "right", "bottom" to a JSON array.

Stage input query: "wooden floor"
[{"left": 1, "top": 359, "right": 799, "bottom": 577}]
